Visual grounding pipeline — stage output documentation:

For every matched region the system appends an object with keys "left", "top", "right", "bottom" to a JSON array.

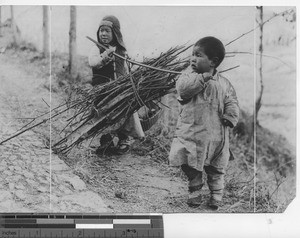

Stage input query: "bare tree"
[
  {"left": 256, "top": 6, "right": 264, "bottom": 122},
  {"left": 244, "top": 6, "right": 264, "bottom": 143},
  {"left": 0, "top": 6, "right": 2, "bottom": 36},
  {"left": 69, "top": 6, "right": 78, "bottom": 79},
  {"left": 226, "top": 8, "right": 294, "bottom": 142},
  {"left": 10, "top": 6, "right": 19, "bottom": 46},
  {"left": 43, "top": 6, "right": 50, "bottom": 57}
]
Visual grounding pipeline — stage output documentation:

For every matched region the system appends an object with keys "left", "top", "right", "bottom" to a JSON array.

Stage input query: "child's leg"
[
  {"left": 169, "top": 140, "right": 205, "bottom": 207},
  {"left": 116, "top": 131, "right": 131, "bottom": 153},
  {"left": 181, "top": 164, "right": 204, "bottom": 192},
  {"left": 115, "top": 113, "right": 145, "bottom": 154},
  {"left": 204, "top": 165, "right": 225, "bottom": 209},
  {"left": 181, "top": 164, "right": 204, "bottom": 207},
  {"left": 96, "top": 133, "right": 114, "bottom": 155},
  {"left": 120, "top": 112, "right": 145, "bottom": 138}
]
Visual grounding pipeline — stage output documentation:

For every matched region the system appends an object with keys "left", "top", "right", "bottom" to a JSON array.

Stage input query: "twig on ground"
[{"left": 42, "top": 98, "right": 50, "bottom": 108}]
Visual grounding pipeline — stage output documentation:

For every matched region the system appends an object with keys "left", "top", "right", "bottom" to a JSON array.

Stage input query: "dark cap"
[{"left": 97, "top": 15, "right": 126, "bottom": 51}]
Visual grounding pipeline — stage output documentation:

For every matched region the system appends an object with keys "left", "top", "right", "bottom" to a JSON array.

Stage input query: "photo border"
[{"left": 0, "top": 0, "right": 299, "bottom": 237}]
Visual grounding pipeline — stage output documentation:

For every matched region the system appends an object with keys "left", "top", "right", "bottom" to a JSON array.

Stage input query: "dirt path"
[
  {"left": 0, "top": 51, "right": 108, "bottom": 213},
  {"left": 0, "top": 50, "right": 208, "bottom": 214},
  {"left": 78, "top": 151, "right": 189, "bottom": 213},
  {"left": 0, "top": 49, "right": 189, "bottom": 213},
  {"left": 0, "top": 47, "right": 255, "bottom": 214},
  {"left": 60, "top": 139, "right": 249, "bottom": 213}
]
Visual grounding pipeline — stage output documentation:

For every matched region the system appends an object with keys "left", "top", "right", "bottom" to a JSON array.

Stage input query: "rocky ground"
[{"left": 0, "top": 48, "right": 108, "bottom": 213}]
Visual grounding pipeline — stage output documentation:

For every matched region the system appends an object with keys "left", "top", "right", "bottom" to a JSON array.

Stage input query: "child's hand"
[
  {"left": 202, "top": 72, "right": 211, "bottom": 78},
  {"left": 202, "top": 72, "right": 213, "bottom": 81},
  {"left": 222, "top": 118, "right": 233, "bottom": 128},
  {"left": 177, "top": 96, "right": 191, "bottom": 105},
  {"left": 101, "top": 46, "right": 116, "bottom": 64},
  {"left": 106, "top": 46, "right": 116, "bottom": 56}
]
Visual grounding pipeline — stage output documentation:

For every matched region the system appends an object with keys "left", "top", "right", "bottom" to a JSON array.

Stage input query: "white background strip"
[{"left": 76, "top": 224, "right": 114, "bottom": 229}]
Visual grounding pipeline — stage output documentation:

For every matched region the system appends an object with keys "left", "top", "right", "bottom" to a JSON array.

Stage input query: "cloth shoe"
[
  {"left": 188, "top": 172, "right": 204, "bottom": 193},
  {"left": 115, "top": 136, "right": 133, "bottom": 155},
  {"left": 207, "top": 193, "right": 223, "bottom": 210},
  {"left": 96, "top": 134, "right": 114, "bottom": 155},
  {"left": 187, "top": 190, "right": 202, "bottom": 208}
]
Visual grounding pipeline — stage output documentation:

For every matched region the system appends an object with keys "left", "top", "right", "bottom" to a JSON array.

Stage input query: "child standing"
[
  {"left": 89, "top": 15, "right": 144, "bottom": 154},
  {"left": 169, "top": 36, "right": 239, "bottom": 210}
]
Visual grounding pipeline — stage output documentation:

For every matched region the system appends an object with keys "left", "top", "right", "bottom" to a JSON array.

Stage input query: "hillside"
[
  {"left": 0, "top": 36, "right": 295, "bottom": 213},
  {"left": 0, "top": 5, "right": 296, "bottom": 213}
]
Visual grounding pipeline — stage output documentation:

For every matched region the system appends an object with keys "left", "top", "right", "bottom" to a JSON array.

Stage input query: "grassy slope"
[{"left": 1, "top": 33, "right": 296, "bottom": 212}]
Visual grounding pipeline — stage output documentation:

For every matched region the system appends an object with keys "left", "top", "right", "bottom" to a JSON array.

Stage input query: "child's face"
[
  {"left": 190, "top": 46, "right": 213, "bottom": 74},
  {"left": 99, "top": 26, "right": 113, "bottom": 45}
]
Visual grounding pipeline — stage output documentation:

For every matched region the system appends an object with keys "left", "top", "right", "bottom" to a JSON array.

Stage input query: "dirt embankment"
[
  {"left": 0, "top": 47, "right": 244, "bottom": 213},
  {"left": 0, "top": 46, "right": 191, "bottom": 213},
  {"left": 0, "top": 40, "right": 295, "bottom": 213},
  {"left": 0, "top": 48, "right": 108, "bottom": 213}
]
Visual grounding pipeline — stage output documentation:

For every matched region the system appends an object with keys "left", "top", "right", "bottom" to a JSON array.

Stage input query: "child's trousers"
[
  {"left": 118, "top": 112, "right": 145, "bottom": 138},
  {"left": 181, "top": 164, "right": 225, "bottom": 200},
  {"left": 204, "top": 165, "right": 225, "bottom": 200}
]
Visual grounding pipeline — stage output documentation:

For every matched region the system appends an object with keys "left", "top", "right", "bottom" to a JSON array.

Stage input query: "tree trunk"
[
  {"left": 247, "top": 6, "right": 264, "bottom": 143},
  {"left": 10, "top": 6, "right": 19, "bottom": 46},
  {"left": 256, "top": 6, "right": 264, "bottom": 121},
  {"left": 42, "top": 6, "right": 50, "bottom": 57},
  {"left": 69, "top": 6, "right": 78, "bottom": 79},
  {"left": 0, "top": 6, "right": 2, "bottom": 36}
]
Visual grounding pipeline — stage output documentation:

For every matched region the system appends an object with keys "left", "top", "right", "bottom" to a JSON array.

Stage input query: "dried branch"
[
  {"left": 225, "top": 8, "right": 294, "bottom": 46},
  {"left": 3, "top": 27, "right": 250, "bottom": 149},
  {"left": 220, "top": 65, "right": 240, "bottom": 73},
  {"left": 0, "top": 118, "right": 49, "bottom": 145},
  {"left": 42, "top": 98, "right": 50, "bottom": 108},
  {"left": 87, "top": 36, "right": 190, "bottom": 75},
  {"left": 227, "top": 51, "right": 294, "bottom": 69}
]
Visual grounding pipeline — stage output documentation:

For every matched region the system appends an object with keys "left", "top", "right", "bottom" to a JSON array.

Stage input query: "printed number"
[{"left": 78, "top": 230, "right": 82, "bottom": 237}]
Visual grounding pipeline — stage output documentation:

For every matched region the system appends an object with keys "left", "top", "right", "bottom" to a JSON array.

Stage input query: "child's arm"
[
  {"left": 222, "top": 82, "right": 239, "bottom": 128},
  {"left": 88, "top": 45, "right": 115, "bottom": 68},
  {"left": 176, "top": 72, "right": 210, "bottom": 102}
]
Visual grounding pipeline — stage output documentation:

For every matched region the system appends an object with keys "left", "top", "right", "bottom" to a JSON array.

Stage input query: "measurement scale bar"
[
  {"left": 113, "top": 219, "right": 151, "bottom": 224},
  {"left": 0, "top": 213, "right": 164, "bottom": 237},
  {"left": 37, "top": 219, "right": 74, "bottom": 224},
  {"left": 75, "top": 224, "right": 114, "bottom": 229}
]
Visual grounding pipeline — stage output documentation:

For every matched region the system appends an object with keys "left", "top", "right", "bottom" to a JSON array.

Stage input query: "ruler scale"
[{"left": 0, "top": 213, "right": 164, "bottom": 238}]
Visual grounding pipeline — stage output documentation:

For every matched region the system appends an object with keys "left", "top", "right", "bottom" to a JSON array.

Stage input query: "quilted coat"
[{"left": 169, "top": 69, "right": 239, "bottom": 172}]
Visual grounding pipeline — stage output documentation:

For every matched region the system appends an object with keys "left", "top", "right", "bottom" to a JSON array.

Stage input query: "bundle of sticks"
[
  {"left": 0, "top": 40, "right": 191, "bottom": 152},
  {"left": 0, "top": 37, "right": 239, "bottom": 152},
  {"left": 51, "top": 42, "right": 191, "bottom": 153}
]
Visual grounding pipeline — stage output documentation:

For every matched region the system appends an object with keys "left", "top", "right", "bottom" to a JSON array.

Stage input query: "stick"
[
  {"left": 0, "top": 104, "right": 74, "bottom": 145},
  {"left": 220, "top": 65, "right": 240, "bottom": 73},
  {"left": 0, "top": 118, "right": 49, "bottom": 145},
  {"left": 42, "top": 98, "right": 50, "bottom": 108},
  {"left": 225, "top": 8, "right": 294, "bottom": 46},
  {"left": 86, "top": 36, "right": 183, "bottom": 75},
  {"left": 227, "top": 51, "right": 293, "bottom": 68}
]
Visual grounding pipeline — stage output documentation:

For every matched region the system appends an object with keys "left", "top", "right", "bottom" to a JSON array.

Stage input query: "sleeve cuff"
[{"left": 222, "top": 116, "right": 235, "bottom": 128}]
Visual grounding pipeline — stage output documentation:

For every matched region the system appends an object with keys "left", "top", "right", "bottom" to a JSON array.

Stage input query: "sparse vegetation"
[
  {"left": 1, "top": 38, "right": 296, "bottom": 213},
  {"left": 0, "top": 6, "right": 296, "bottom": 213}
]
